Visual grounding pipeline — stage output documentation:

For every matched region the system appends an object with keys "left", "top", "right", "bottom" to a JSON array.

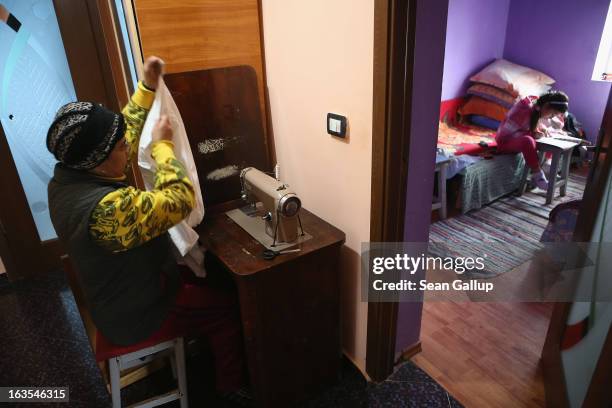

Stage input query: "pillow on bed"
[
  {"left": 458, "top": 96, "right": 509, "bottom": 122},
  {"left": 467, "top": 83, "right": 517, "bottom": 109},
  {"left": 468, "top": 115, "right": 501, "bottom": 130},
  {"left": 470, "top": 59, "right": 555, "bottom": 97}
]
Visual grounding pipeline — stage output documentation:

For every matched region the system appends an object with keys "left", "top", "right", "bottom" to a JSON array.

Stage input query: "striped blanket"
[
  {"left": 429, "top": 173, "right": 586, "bottom": 277},
  {"left": 459, "top": 153, "right": 525, "bottom": 213}
]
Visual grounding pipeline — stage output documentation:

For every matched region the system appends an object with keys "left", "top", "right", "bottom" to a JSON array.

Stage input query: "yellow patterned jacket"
[{"left": 88, "top": 82, "right": 195, "bottom": 252}]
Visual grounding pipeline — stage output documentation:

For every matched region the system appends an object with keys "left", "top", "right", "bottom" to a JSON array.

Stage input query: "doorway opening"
[{"left": 414, "top": 1, "right": 610, "bottom": 407}]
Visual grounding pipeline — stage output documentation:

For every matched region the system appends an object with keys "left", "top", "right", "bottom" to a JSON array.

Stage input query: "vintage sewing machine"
[{"left": 225, "top": 167, "right": 311, "bottom": 250}]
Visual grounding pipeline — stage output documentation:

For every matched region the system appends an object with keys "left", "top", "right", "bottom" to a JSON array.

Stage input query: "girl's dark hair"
[{"left": 530, "top": 90, "right": 569, "bottom": 132}]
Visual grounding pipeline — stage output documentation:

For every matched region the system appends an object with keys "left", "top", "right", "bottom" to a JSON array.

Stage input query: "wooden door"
[
  {"left": 0, "top": 0, "right": 128, "bottom": 280},
  {"left": 541, "top": 87, "right": 612, "bottom": 407}
]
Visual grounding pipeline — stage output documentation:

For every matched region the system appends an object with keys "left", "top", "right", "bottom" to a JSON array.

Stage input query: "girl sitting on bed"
[{"left": 496, "top": 90, "right": 569, "bottom": 191}]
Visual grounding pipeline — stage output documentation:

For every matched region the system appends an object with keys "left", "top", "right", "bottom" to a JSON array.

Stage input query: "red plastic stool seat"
[
  {"left": 95, "top": 331, "right": 188, "bottom": 407},
  {"left": 95, "top": 330, "right": 177, "bottom": 362}
]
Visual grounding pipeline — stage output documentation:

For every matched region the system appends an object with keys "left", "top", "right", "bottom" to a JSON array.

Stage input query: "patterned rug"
[{"left": 429, "top": 173, "right": 586, "bottom": 278}]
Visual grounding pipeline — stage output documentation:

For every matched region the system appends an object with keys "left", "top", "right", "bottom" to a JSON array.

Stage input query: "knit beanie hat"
[{"left": 46, "top": 102, "right": 126, "bottom": 170}]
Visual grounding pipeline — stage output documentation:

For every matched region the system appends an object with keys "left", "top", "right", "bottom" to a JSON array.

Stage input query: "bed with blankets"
[
  {"left": 437, "top": 58, "right": 562, "bottom": 213},
  {"left": 437, "top": 121, "right": 525, "bottom": 213}
]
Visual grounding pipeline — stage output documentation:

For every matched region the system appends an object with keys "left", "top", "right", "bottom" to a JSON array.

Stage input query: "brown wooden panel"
[
  {"left": 133, "top": 0, "right": 269, "bottom": 147},
  {"left": 164, "top": 66, "right": 270, "bottom": 208},
  {"left": 367, "top": 0, "right": 417, "bottom": 382},
  {"left": 54, "top": 0, "right": 120, "bottom": 111},
  {"left": 96, "top": 0, "right": 131, "bottom": 108}
]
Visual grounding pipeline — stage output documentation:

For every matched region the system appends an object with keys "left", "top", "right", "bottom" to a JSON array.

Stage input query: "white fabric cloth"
[
  {"left": 138, "top": 79, "right": 206, "bottom": 275},
  {"left": 537, "top": 115, "right": 566, "bottom": 138}
]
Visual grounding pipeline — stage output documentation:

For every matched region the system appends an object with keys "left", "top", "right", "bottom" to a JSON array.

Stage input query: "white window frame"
[{"left": 593, "top": 0, "right": 612, "bottom": 82}]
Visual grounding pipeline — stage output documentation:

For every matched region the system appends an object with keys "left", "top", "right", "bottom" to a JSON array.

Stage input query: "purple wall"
[
  {"left": 441, "top": 0, "right": 511, "bottom": 100},
  {"left": 504, "top": 0, "right": 611, "bottom": 142},
  {"left": 395, "top": 0, "right": 449, "bottom": 354}
]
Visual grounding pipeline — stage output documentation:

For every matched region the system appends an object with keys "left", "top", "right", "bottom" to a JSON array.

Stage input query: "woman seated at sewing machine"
[{"left": 46, "top": 56, "right": 247, "bottom": 402}]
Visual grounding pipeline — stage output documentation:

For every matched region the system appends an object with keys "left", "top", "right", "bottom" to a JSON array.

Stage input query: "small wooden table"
[
  {"left": 196, "top": 208, "right": 345, "bottom": 407},
  {"left": 518, "top": 138, "right": 579, "bottom": 204},
  {"left": 432, "top": 155, "right": 450, "bottom": 219}
]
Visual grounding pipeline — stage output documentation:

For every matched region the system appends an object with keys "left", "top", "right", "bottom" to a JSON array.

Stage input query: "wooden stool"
[
  {"left": 61, "top": 256, "right": 188, "bottom": 408},
  {"left": 518, "top": 138, "right": 578, "bottom": 204},
  {"left": 96, "top": 333, "right": 189, "bottom": 408},
  {"left": 432, "top": 156, "right": 450, "bottom": 219}
]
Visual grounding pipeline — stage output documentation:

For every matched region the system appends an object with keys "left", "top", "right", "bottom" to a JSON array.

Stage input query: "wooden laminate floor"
[{"left": 413, "top": 301, "right": 554, "bottom": 408}]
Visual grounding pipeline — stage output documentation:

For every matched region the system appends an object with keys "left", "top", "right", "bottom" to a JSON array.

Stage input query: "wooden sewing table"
[{"left": 195, "top": 208, "right": 345, "bottom": 407}]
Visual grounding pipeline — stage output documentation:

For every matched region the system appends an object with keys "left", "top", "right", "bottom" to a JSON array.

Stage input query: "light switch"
[
  {"left": 327, "top": 113, "right": 347, "bottom": 138},
  {"left": 329, "top": 118, "right": 341, "bottom": 132}
]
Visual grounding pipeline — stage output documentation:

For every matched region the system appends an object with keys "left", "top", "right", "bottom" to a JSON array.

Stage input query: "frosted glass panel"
[{"left": 0, "top": 0, "right": 76, "bottom": 241}]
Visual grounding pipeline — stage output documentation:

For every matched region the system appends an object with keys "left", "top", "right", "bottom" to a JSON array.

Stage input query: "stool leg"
[
  {"left": 546, "top": 152, "right": 561, "bottom": 205},
  {"left": 108, "top": 357, "right": 122, "bottom": 408},
  {"left": 518, "top": 163, "right": 529, "bottom": 196},
  {"left": 538, "top": 150, "right": 546, "bottom": 167},
  {"left": 560, "top": 150, "right": 572, "bottom": 197},
  {"left": 170, "top": 355, "right": 178, "bottom": 380},
  {"left": 175, "top": 339, "right": 189, "bottom": 408}
]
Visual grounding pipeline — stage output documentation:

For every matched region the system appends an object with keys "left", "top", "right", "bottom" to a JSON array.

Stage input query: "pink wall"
[{"left": 261, "top": 0, "right": 374, "bottom": 372}]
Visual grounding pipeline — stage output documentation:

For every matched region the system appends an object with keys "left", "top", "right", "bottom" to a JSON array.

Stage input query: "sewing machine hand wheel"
[{"left": 262, "top": 248, "right": 301, "bottom": 260}]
